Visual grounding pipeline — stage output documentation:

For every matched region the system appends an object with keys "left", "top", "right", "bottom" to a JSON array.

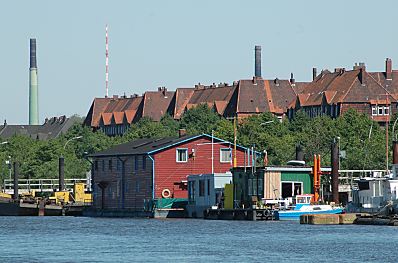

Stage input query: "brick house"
[
  {"left": 288, "top": 59, "right": 398, "bottom": 124},
  {"left": 89, "top": 133, "right": 253, "bottom": 215}
]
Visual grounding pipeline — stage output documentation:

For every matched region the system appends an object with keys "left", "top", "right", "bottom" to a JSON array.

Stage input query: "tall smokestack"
[
  {"left": 254, "top": 45, "right": 261, "bottom": 78},
  {"left": 29, "top": 38, "right": 39, "bottom": 125}
]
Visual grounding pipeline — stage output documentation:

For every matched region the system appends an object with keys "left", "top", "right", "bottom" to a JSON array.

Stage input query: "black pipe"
[
  {"left": 331, "top": 139, "right": 339, "bottom": 204},
  {"left": 59, "top": 156, "right": 65, "bottom": 191},
  {"left": 30, "top": 38, "right": 37, "bottom": 68},
  {"left": 13, "top": 162, "right": 19, "bottom": 200},
  {"left": 312, "top": 67, "right": 317, "bottom": 81}
]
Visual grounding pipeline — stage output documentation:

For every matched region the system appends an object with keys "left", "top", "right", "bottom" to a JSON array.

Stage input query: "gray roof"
[
  {"left": 0, "top": 116, "right": 80, "bottom": 140},
  {"left": 90, "top": 134, "right": 254, "bottom": 157}
]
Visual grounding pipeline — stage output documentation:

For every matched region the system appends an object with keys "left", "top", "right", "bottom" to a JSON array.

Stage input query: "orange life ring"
[{"left": 161, "top": 189, "right": 171, "bottom": 198}]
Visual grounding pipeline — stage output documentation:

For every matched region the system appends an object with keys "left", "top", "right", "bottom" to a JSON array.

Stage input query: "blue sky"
[{"left": 1, "top": 0, "right": 397, "bottom": 124}]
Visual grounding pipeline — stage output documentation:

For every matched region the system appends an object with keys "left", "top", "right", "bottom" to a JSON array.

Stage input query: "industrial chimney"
[
  {"left": 254, "top": 45, "right": 261, "bottom": 78},
  {"left": 29, "top": 38, "right": 39, "bottom": 125}
]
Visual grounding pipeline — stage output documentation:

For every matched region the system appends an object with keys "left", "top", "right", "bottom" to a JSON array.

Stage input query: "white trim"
[
  {"left": 176, "top": 148, "right": 188, "bottom": 163},
  {"left": 265, "top": 167, "right": 331, "bottom": 172},
  {"left": 220, "top": 148, "right": 232, "bottom": 163}
]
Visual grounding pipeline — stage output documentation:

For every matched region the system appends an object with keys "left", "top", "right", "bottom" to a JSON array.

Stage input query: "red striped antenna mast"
[{"left": 105, "top": 24, "right": 109, "bottom": 98}]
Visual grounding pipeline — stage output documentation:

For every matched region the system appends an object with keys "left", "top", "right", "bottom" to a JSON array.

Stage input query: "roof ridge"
[
  {"left": 367, "top": 71, "right": 394, "bottom": 98},
  {"left": 339, "top": 73, "right": 358, "bottom": 102}
]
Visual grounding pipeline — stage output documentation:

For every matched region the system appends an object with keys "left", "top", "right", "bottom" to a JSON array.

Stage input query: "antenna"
[{"left": 105, "top": 24, "right": 109, "bottom": 98}]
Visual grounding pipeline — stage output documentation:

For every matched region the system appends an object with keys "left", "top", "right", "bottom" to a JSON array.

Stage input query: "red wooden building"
[{"left": 89, "top": 133, "right": 253, "bottom": 215}]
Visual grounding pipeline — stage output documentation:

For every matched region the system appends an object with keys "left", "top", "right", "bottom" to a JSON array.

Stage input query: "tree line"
[{"left": 0, "top": 105, "right": 392, "bottom": 181}]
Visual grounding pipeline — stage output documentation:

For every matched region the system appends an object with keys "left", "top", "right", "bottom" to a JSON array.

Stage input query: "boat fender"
[
  {"left": 262, "top": 210, "right": 269, "bottom": 217},
  {"left": 161, "top": 189, "right": 171, "bottom": 198}
]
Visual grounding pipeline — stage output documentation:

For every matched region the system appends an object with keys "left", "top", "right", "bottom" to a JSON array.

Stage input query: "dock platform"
[
  {"left": 300, "top": 213, "right": 359, "bottom": 225},
  {"left": 204, "top": 208, "right": 276, "bottom": 221}
]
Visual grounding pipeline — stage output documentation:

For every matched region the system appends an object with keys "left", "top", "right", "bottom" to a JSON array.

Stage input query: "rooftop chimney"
[
  {"left": 386, "top": 58, "right": 392, "bottom": 80},
  {"left": 312, "top": 68, "right": 317, "bottom": 81},
  {"left": 29, "top": 38, "right": 39, "bottom": 125},
  {"left": 290, "top": 73, "right": 295, "bottom": 85},
  {"left": 359, "top": 67, "right": 365, "bottom": 85},
  {"left": 178, "top": 129, "right": 187, "bottom": 138},
  {"left": 254, "top": 45, "right": 261, "bottom": 78}
]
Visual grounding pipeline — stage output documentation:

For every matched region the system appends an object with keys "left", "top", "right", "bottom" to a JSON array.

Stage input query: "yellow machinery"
[
  {"left": 0, "top": 192, "right": 12, "bottom": 199},
  {"left": 49, "top": 191, "right": 70, "bottom": 204},
  {"left": 73, "top": 183, "right": 92, "bottom": 204},
  {"left": 49, "top": 183, "right": 92, "bottom": 205}
]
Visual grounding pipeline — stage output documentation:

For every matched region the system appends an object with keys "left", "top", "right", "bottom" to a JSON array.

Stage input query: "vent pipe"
[
  {"left": 290, "top": 73, "right": 295, "bottom": 85},
  {"left": 295, "top": 144, "right": 304, "bottom": 161},
  {"left": 254, "top": 45, "right": 261, "bottom": 78},
  {"left": 312, "top": 67, "right": 317, "bottom": 81}
]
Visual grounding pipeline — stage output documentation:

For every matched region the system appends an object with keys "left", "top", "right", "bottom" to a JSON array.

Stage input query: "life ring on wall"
[{"left": 161, "top": 189, "right": 171, "bottom": 198}]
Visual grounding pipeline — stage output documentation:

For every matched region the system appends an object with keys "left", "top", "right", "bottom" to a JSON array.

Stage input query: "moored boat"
[
  {"left": 274, "top": 204, "right": 343, "bottom": 220},
  {"left": 274, "top": 194, "right": 343, "bottom": 220}
]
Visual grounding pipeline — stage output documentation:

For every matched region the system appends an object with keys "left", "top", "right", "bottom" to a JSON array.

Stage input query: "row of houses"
[
  {"left": 84, "top": 76, "right": 306, "bottom": 136},
  {"left": 83, "top": 45, "right": 397, "bottom": 136}
]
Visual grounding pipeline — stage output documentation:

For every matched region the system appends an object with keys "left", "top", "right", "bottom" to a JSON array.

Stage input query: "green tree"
[{"left": 179, "top": 104, "right": 222, "bottom": 135}]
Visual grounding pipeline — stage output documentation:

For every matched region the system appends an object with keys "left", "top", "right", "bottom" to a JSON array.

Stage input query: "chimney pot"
[{"left": 312, "top": 67, "right": 317, "bottom": 81}]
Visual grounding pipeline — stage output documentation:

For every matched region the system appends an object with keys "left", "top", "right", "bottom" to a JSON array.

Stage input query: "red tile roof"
[
  {"left": 142, "top": 90, "right": 175, "bottom": 121},
  {"left": 112, "top": 112, "right": 124, "bottom": 124},
  {"left": 295, "top": 68, "right": 397, "bottom": 108},
  {"left": 85, "top": 96, "right": 143, "bottom": 128},
  {"left": 172, "top": 88, "right": 194, "bottom": 119}
]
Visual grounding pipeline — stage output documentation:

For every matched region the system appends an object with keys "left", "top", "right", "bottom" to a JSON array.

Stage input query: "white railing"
[{"left": 2, "top": 178, "right": 91, "bottom": 194}]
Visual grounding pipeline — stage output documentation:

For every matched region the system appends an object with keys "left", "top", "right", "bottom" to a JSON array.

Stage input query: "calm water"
[{"left": 0, "top": 217, "right": 397, "bottom": 263}]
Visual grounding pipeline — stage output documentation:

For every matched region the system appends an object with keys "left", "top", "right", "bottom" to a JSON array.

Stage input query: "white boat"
[{"left": 274, "top": 195, "right": 343, "bottom": 220}]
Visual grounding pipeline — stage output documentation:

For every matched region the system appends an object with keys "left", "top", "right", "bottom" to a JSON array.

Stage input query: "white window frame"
[
  {"left": 378, "top": 106, "right": 384, "bottom": 116},
  {"left": 371, "top": 106, "right": 377, "bottom": 116},
  {"left": 220, "top": 148, "right": 232, "bottom": 163},
  {"left": 384, "top": 106, "right": 390, "bottom": 116},
  {"left": 176, "top": 148, "right": 188, "bottom": 163}
]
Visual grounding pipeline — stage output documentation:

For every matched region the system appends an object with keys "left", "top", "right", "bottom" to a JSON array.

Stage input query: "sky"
[{"left": 1, "top": 0, "right": 397, "bottom": 124}]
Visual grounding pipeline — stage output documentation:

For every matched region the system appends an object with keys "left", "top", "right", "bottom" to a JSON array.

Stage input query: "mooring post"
[
  {"left": 331, "top": 139, "right": 339, "bottom": 204},
  {"left": 392, "top": 141, "right": 398, "bottom": 165},
  {"left": 59, "top": 156, "right": 65, "bottom": 191},
  {"left": 13, "top": 162, "right": 19, "bottom": 201}
]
